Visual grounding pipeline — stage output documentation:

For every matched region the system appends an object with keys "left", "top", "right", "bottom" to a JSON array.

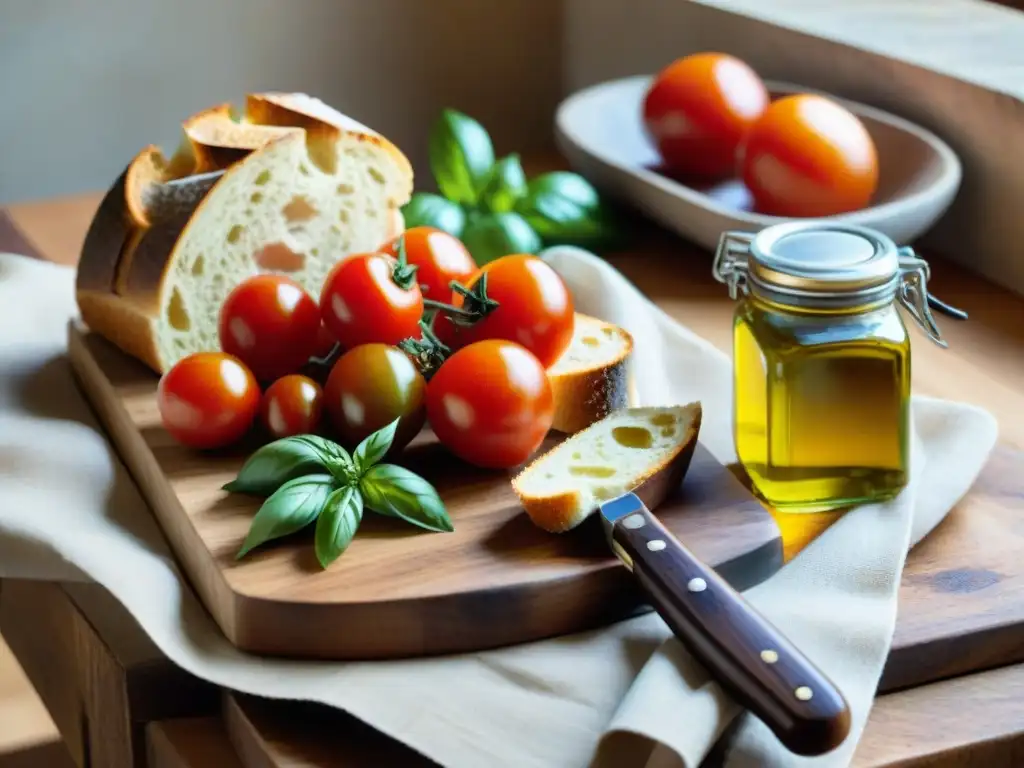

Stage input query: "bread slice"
[
  {"left": 547, "top": 314, "right": 634, "bottom": 433},
  {"left": 512, "top": 403, "right": 702, "bottom": 533},
  {"left": 76, "top": 93, "right": 414, "bottom": 373}
]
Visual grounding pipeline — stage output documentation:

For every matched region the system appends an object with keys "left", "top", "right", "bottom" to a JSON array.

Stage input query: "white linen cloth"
[{"left": 0, "top": 247, "right": 997, "bottom": 767}]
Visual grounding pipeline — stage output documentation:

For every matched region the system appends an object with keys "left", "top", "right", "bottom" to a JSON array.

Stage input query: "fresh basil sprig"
[
  {"left": 403, "top": 109, "right": 619, "bottom": 265},
  {"left": 225, "top": 420, "right": 453, "bottom": 568}
]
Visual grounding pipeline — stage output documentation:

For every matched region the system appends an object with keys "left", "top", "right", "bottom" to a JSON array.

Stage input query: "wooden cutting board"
[{"left": 67, "top": 323, "right": 783, "bottom": 660}]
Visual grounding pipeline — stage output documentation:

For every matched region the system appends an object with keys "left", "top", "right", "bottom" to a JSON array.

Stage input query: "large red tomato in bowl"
[
  {"left": 643, "top": 52, "right": 769, "bottom": 179},
  {"left": 739, "top": 93, "right": 879, "bottom": 217}
]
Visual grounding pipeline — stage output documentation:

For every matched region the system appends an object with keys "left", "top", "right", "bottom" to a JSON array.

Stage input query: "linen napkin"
[{"left": 0, "top": 247, "right": 997, "bottom": 768}]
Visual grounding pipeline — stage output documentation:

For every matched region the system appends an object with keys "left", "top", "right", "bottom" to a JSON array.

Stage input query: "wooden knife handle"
[{"left": 609, "top": 506, "right": 851, "bottom": 756}]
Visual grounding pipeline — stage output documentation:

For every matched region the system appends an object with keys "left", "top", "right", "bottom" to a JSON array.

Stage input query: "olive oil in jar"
[{"left": 714, "top": 222, "right": 963, "bottom": 513}]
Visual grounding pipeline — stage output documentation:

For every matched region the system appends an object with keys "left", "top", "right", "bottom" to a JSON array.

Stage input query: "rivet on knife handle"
[{"left": 601, "top": 493, "right": 851, "bottom": 757}]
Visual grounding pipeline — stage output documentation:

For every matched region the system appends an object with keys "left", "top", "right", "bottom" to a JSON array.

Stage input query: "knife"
[{"left": 600, "top": 492, "right": 851, "bottom": 756}]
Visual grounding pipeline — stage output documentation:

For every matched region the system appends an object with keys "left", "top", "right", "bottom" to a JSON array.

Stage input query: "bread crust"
[
  {"left": 549, "top": 314, "right": 634, "bottom": 434},
  {"left": 76, "top": 290, "right": 163, "bottom": 372},
  {"left": 183, "top": 103, "right": 299, "bottom": 173},
  {"left": 513, "top": 403, "right": 703, "bottom": 533}
]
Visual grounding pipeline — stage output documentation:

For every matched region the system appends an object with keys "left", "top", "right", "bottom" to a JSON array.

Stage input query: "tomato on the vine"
[
  {"left": 157, "top": 352, "right": 260, "bottom": 449},
  {"left": 442, "top": 254, "right": 574, "bottom": 369},
  {"left": 426, "top": 339, "right": 554, "bottom": 469},
  {"left": 320, "top": 252, "right": 424, "bottom": 349},
  {"left": 218, "top": 274, "right": 322, "bottom": 381},
  {"left": 380, "top": 227, "right": 477, "bottom": 300},
  {"left": 324, "top": 343, "right": 427, "bottom": 452},
  {"left": 260, "top": 375, "right": 324, "bottom": 439}
]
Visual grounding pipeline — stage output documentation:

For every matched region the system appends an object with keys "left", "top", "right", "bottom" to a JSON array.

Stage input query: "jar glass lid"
[{"left": 748, "top": 221, "right": 899, "bottom": 294}]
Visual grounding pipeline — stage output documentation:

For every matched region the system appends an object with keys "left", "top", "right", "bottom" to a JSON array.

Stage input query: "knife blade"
[{"left": 600, "top": 492, "right": 851, "bottom": 756}]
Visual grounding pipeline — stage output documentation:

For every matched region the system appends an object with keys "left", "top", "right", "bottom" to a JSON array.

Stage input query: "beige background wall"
[
  {"left": 0, "top": 0, "right": 562, "bottom": 204},
  {"left": 4, "top": 0, "right": 1024, "bottom": 293}
]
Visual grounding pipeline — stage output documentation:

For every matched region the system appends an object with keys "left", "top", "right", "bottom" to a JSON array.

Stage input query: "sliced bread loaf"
[
  {"left": 76, "top": 93, "right": 414, "bottom": 373},
  {"left": 547, "top": 313, "right": 634, "bottom": 433},
  {"left": 512, "top": 403, "right": 702, "bottom": 533}
]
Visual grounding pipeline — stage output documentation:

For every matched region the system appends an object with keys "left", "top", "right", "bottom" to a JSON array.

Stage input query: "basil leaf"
[
  {"left": 353, "top": 418, "right": 399, "bottom": 475},
  {"left": 314, "top": 485, "right": 364, "bottom": 568},
  {"left": 224, "top": 435, "right": 350, "bottom": 495},
  {"left": 461, "top": 211, "right": 542, "bottom": 265},
  {"left": 516, "top": 171, "right": 618, "bottom": 244},
  {"left": 236, "top": 474, "right": 334, "bottom": 559},
  {"left": 428, "top": 109, "right": 495, "bottom": 205},
  {"left": 478, "top": 153, "right": 528, "bottom": 213},
  {"left": 401, "top": 192, "right": 467, "bottom": 238},
  {"left": 359, "top": 464, "right": 453, "bottom": 533}
]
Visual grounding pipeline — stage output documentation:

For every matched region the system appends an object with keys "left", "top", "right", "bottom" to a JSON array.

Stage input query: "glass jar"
[{"left": 713, "top": 221, "right": 965, "bottom": 513}]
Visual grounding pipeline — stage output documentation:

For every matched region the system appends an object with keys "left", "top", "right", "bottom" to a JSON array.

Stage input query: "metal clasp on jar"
[
  {"left": 712, "top": 231, "right": 755, "bottom": 299},
  {"left": 895, "top": 247, "right": 967, "bottom": 348}
]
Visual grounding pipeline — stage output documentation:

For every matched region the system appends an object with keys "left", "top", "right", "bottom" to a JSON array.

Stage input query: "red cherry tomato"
[
  {"left": 380, "top": 227, "right": 478, "bottom": 300},
  {"left": 643, "top": 52, "right": 769, "bottom": 179},
  {"left": 157, "top": 352, "right": 260, "bottom": 449},
  {"left": 311, "top": 321, "right": 339, "bottom": 360},
  {"left": 740, "top": 93, "right": 879, "bottom": 217},
  {"left": 442, "top": 254, "right": 574, "bottom": 369},
  {"left": 218, "top": 275, "right": 322, "bottom": 381},
  {"left": 320, "top": 253, "right": 424, "bottom": 349},
  {"left": 324, "top": 343, "right": 427, "bottom": 452},
  {"left": 260, "top": 375, "right": 324, "bottom": 439},
  {"left": 426, "top": 339, "right": 554, "bottom": 469}
]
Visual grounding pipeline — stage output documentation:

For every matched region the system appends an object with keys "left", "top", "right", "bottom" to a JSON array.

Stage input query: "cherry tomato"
[
  {"left": 311, "top": 321, "right": 339, "bottom": 360},
  {"left": 260, "top": 375, "right": 324, "bottom": 439},
  {"left": 324, "top": 343, "right": 427, "bottom": 452},
  {"left": 320, "top": 253, "right": 424, "bottom": 349},
  {"left": 380, "top": 227, "right": 478, "bottom": 300},
  {"left": 218, "top": 275, "right": 322, "bottom": 381},
  {"left": 643, "top": 52, "right": 769, "bottom": 179},
  {"left": 426, "top": 339, "right": 554, "bottom": 469},
  {"left": 740, "top": 94, "right": 879, "bottom": 217},
  {"left": 157, "top": 352, "right": 259, "bottom": 449},
  {"left": 443, "top": 254, "right": 574, "bottom": 368}
]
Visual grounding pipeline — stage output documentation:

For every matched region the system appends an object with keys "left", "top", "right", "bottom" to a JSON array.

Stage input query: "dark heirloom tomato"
[
  {"left": 218, "top": 274, "right": 322, "bottom": 381},
  {"left": 324, "top": 343, "right": 427, "bottom": 451},
  {"left": 426, "top": 339, "right": 554, "bottom": 469},
  {"left": 157, "top": 352, "right": 260, "bottom": 449},
  {"left": 445, "top": 254, "right": 574, "bottom": 368},
  {"left": 260, "top": 375, "right": 324, "bottom": 439},
  {"left": 320, "top": 253, "right": 424, "bottom": 349},
  {"left": 380, "top": 226, "right": 478, "bottom": 300}
]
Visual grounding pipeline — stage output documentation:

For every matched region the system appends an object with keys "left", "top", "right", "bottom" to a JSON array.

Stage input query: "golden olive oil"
[
  {"left": 712, "top": 222, "right": 959, "bottom": 514},
  {"left": 733, "top": 296, "right": 910, "bottom": 512}
]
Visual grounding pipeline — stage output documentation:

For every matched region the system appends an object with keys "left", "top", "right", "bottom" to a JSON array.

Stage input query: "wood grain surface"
[
  {"left": 10, "top": 578, "right": 1024, "bottom": 768},
  {"left": 67, "top": 325, "right": 781, "bottom": 660}
]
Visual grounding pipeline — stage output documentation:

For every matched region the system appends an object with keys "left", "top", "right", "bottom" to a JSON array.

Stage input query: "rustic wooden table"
[{"left": 2, "top": 188, "right": 1024, "bottom": 767}]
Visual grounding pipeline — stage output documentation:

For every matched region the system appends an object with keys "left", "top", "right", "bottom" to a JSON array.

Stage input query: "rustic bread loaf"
[
  {"left": 512, "top": 403, "right": 702, "bottom": 533},
  {"left": 547, "top": 313, "right": 634, "bottom": 433},
  {"left": 76, "top": 93, "right": 414, "bottom": 373}
]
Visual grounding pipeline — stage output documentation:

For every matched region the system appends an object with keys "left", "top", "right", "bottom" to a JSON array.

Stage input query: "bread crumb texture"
[{"left": 150, "top": 115, "right": 409, "bottom": 369}]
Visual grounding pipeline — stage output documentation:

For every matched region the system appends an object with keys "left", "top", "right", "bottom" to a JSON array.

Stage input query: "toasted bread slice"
[
  {"left": 512, "top": 403, "right": 702, "bottom": 533},
  {"left": 547, "top": 314, "right": 634, "bottom": 433}
]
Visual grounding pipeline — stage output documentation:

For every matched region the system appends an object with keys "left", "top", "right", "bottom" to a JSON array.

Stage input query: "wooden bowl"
[{"left": 554, "top": 75, "right": 962, "bottom": 248}]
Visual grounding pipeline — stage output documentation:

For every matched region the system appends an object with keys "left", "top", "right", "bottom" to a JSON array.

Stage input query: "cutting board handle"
[{"left": 608, "top": 503, "right": 851, "bottom": 756}]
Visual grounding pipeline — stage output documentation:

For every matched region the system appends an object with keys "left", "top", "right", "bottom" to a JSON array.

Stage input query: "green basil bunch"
[
  {"left": 403, "top": 109, "right": 618, "bottom": 265},
  {"left": 225, "top": 420, "right": 452, "bottom": 568}
]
